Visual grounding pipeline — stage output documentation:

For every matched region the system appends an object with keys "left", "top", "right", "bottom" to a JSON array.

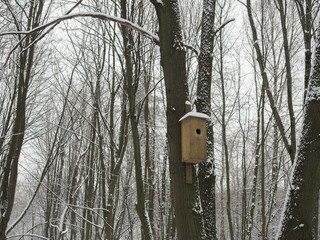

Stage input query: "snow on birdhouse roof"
[{"left": 179, "top": 112, "right": 210, "bottom": 122}]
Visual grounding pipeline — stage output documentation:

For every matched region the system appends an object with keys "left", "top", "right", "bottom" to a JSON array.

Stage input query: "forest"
[{"left": 0, "top": 0, "right": 320, "bottom": 239}]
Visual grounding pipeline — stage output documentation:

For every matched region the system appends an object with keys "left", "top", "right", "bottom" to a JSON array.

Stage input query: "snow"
[
  {"left": 276, "top": 129, "right": 302, "bottom": 238},
  {"left": 213, "top": 18, "right": 235, "bottom": 34},
  {"left": 307, "top": 86, "right": 320, "bottom": 101},
  {"left": 179, "top": 112, "right": 210, "bottom": 122},
  {"left": 155, "top": 0, "right": 163, "bottom": 5}
]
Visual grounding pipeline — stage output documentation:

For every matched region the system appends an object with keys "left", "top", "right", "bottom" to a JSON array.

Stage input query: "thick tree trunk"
[
  {"left": 196, "top": 0, "right": 217, "bottom": 239},
  {"left": 277, "top": 20, "right": 320, "bottom": 239},
  {"left": 151, "top": 1, "right": 202, "bottom": 239}
]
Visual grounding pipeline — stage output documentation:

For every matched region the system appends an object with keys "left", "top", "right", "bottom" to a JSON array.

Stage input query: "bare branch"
[
  {"left": 0, "top": 12, "right": 160, "bottom": 44},
  {"left": 214, "top": 18, "right": 235, "bottom": 35},
  {"left": 183, "top": 42, "right": 199, "bottom": 55},
  {"left": 137, "top": 77, "right": 164, "bottom": 119},
  {"left": 0, "top": 10, "right": 206, "bottom": 65},
  {"left": 3, "top": 0, "right": 84, "bottom": 65},
  {"left": 7, "top": 233, "right": 49, "bottom": 240},
  {"left": 23, "top": 0, "right": 84, "bottom": 50},
  {"left": 1, "top": 11, "right": 160, "bottom": 66},
  {"left": 1, "top": 7, "right": 207, "bottom": 70}
]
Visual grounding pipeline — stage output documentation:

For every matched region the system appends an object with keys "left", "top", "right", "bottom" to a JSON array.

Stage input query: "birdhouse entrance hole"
[{"left": 196, "top": 129, "right": 201, "bottom": 135}]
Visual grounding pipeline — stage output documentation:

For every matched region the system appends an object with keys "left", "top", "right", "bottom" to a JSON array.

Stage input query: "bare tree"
[{"left": 0, "top": 1, "right": 48, "bottom": 238}]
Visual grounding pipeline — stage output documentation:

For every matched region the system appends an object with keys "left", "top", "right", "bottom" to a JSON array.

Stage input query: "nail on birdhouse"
[{"left": 179, "top": 112, "right": 209, "bottom": 164}]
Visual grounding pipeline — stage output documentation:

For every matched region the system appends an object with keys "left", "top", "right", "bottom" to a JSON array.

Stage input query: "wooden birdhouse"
[{"left": 179, "top": 112, "right": 209, "bottom": 164}]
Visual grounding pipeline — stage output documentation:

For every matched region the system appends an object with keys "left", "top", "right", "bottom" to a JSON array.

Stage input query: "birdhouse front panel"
[{"left": 181, "top": 116, "right": 207, "bottom": 163}]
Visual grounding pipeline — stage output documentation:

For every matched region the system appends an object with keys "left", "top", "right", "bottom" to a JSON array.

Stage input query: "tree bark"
[
  {"left": 196, "top": 0, "right": 217, "bottom": 239},
  {"left": 151, "top": 1, "right": 202, "bottom": 239},
  {"left": 277, "top": 19, "right": 320, "bottom": 239}
]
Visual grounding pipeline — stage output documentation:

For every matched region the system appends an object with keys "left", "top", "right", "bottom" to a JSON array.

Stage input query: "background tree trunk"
[
  {"left": 0, "top": 1, "right": 44, "bottom": 238},
  {"left": 121, "top": 1, "right": 153, "bottom": 238}
]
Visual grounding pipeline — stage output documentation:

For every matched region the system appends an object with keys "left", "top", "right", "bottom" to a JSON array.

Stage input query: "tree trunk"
[
  {"left": 277, "top": 19, "right": 320, "bottom": 239},
  {"left": 294, "top": 0, "right": 313, "bottom": 103},
  {"left": 276, "top": 0, "right": 296, "bottom": 162},
  {"left": 247, "top": 55, "right": 262, "bottom": 239},
  {"left": 0, "top": 1, "right": 44, "bottom": 238},
  {"left": 246, "top": 0, "right": 294, "bottom": 163},
  {"left": 312, "top": 192, "right": 319, "bottom": 239},
  {"left": 260, "top": 82, "right": 266, "bottom": 240},
  {"left": 105, "top": 25, "right": 128, "bottom": 239},
  {"left": 217, "top": 23, "right": 235, "bottom": 240},
  {"left": 151, "top": 1, "right": 202, "bottom": 239},
  {"left": 121, "top": 1, "right": 153, "bottom": 239},
  {"left": 196, "top": 0, "right": 217, "bottom": 239}
]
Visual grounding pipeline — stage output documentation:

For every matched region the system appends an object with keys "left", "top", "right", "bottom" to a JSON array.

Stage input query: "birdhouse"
[{"left": 179, "top": 112, "right": 209, "bottom": 164}]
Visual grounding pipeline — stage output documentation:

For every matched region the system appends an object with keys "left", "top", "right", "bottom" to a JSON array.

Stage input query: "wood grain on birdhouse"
[{"left": 180, "top": 112, "right": 209, "bottom": 164}]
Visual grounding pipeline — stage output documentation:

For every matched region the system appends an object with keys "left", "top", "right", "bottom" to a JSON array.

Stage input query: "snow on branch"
[
  {"left": 6, "top": 233, "right": 49, "bottom": 239},
  {"left": 1, "top": 12, "right": 161, "bottom": 65},
  {"left": 1, "top": 11, "right": 203, "bottom": 65},
  {"left": 150, "top": 0, "right": 164, "bottom": 6},
  {"left": 0, "top": 12, "right": 160, "bottom": 44},
  {"left": 214, "top": 18, "right": 235, "bottom": 35},
  {"left": 2, "top": 0, "right": 84, "bottom": 65},
  {"left": 183, "top": 42, "right": 199, "bottom": 55}
]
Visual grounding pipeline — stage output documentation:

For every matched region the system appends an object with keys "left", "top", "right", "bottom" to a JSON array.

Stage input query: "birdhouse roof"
[{"left": 179, "top": 112, "right": 210, "bottom": 122}]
